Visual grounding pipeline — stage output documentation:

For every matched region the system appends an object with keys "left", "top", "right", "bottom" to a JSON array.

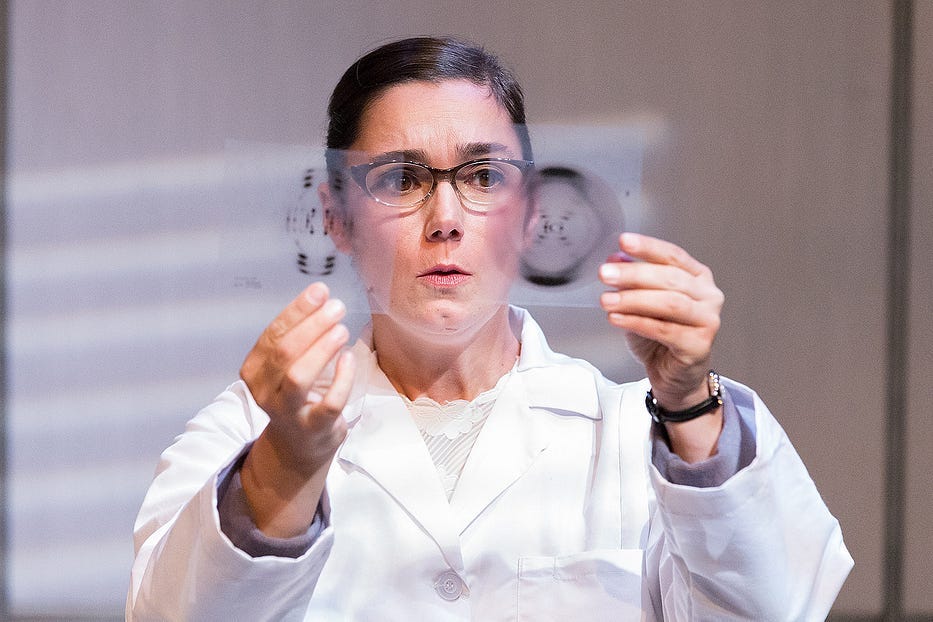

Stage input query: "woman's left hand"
[{"left": 598, "top": 233, "right": 725, "bottom": 458}]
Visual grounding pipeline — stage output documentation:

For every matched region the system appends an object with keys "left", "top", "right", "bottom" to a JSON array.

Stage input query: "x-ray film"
[
  {"left": 219, "top": 124, "right": 643, "bottom": 316},
  {"left": 511, "top": 123, "right": 643, "bottom": 307},
  {"left": 220, "top": 140, "right": 369, "bottom": 315}
]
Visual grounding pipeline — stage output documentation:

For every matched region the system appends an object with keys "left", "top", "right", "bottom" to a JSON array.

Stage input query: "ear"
[
  {"left": 521, "top": 190, "right": 540, "bottom": 253},
  {"left": 319, "top": 181, "right": 352, "bottom": 254}
]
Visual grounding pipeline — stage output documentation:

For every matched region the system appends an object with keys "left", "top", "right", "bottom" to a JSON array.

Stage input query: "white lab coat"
[{"left": 128, "top": 307, "right": 852, "bottom": 621}]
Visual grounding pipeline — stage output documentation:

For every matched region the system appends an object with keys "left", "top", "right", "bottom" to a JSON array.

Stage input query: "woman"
[{"left": 129, "top": 37, "right": 851, "bottom": 620}]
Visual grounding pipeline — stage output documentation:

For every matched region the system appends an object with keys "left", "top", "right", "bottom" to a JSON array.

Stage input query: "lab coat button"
[{"left": 434, "top": 570, "right": 464, "bottom": 601}]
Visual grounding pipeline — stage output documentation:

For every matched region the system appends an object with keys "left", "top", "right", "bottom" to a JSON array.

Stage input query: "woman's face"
[{"left": 327, "top": 79, "right": 532, "bottom": 341}]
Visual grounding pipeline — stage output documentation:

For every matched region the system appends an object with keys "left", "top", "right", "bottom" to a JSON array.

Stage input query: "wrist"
[
  {"left": 662, "top": 410, "right": 724, "bottom": 463},
  {"left": 241, "top": 433, "right": 330, "bottom": 538},
  {"left": 646, "top": 370, "right": 723, "bottom": 424},
  {"left": 649, "top": 384, "right": 709, "bottom": 413}
]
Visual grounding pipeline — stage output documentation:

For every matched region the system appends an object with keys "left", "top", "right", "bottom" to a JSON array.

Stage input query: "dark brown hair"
[{"left": 325, "top": 36, "right": 533, "bottom": 176}]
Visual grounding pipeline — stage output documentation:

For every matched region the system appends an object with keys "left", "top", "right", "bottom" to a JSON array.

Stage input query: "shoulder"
[
  {"left": 511, "top": 305, "right": 640, "bottom": 390},
  {"left": 510, "top": 306, "right": 649, "bottom": 421},
  {"left": 511, "top": 306, "right": 592, "bottom": 369}
]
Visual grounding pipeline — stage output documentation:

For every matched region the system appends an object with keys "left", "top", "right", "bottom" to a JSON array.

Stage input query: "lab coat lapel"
[
  {"left": 448, "top": 371, "right": 549, "bottom": 535},
  {"left": 449, "top": 362, "right": 601, "bottom": 536},
  {"left": 335, "top": 311, "right": 600, "bottom": 562},
  {"left": 336, "top": 352, "right": 464, "bottom": 572}
]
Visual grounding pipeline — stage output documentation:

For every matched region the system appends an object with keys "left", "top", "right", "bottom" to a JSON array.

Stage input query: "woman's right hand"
[{"left": 237, "top": 282, "right": 356, "bottom": 537}]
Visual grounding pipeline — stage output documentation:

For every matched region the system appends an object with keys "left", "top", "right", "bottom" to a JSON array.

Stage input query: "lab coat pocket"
[{"left": 517, "top": 548, "right": 645, "bottom": 621}]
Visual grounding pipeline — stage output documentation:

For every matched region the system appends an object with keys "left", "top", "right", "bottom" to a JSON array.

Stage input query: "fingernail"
[
  {"left": 328, "top": 323, "right": 349, "bottom": 342},
  {"left": 620, "top": 232, "right": 638, "bottom": 249},
  {"left": 306, "top": 283, "right": 327, "bottom": 305},
  {"left": 601, "top": 291, "right": 621, "bottom": 306},
  {"left": 322, "top": 298, "right": 346, "bottom": 319},
  {"left": 338, "top": 349, "right": 355, "bottom": 367},
  {"left": 600, "top": 263, "right": 621, "bottom": 280}
]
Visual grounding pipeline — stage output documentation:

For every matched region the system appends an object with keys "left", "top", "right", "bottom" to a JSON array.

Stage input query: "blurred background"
[{"left": 2, "top": 1, "right": 930, "bottom": 620}]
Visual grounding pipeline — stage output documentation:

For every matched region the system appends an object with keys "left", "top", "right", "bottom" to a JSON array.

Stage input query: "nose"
[{"left": 423, "top": 180, "right": 464, "bottom": 242}]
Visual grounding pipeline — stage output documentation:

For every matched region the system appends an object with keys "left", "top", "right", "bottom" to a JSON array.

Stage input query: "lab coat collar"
[
  {"left": 510, "top": 306, "right": 602, "bottom": 421},
  {"left": 336, "top": 350, "right": 565, "bottom": 556},
  {"left": 337, "top": 359, "right": 466, "bottom": 571},
  {"left": 447, "top": 368, "right": 555, "bottom": 535},
  {"left": 336, "top": 306, "right": 602, "bottom": 554},
  {"left": 341, "top": 307, "right": 601, "bottom": 423}
]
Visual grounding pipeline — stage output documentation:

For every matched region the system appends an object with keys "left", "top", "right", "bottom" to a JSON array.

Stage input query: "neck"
[{"left": 372, "top": 306, "right": 520, "bottom": 403}]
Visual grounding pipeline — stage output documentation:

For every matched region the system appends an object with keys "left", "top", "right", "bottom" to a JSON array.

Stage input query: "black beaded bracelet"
[{"left": 645, "top": 370, "right": 723, "bottom": 424}]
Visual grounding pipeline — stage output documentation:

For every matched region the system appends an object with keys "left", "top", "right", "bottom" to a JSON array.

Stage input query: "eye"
[
  {"left": 461, "top": 162, "right": 509, "bottom": 192},
  {"left": 368, "top": 164, "right": 425, "bottom": 197}
]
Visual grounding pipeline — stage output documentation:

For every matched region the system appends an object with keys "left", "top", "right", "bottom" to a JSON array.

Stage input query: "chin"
[
  {"left": 422, "top": 301, "right": 480, "bottom": 333},
  {"left": 404, "top": 299, "right": 505, "bottom": 338}
]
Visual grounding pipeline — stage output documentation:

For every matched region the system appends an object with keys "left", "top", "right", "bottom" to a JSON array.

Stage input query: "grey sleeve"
[
  {"left": 650, "top": 387, "right": 757, "bottom": 488},
  {"left": 216, "top": 446, "right": 327, "bottom": 558}
]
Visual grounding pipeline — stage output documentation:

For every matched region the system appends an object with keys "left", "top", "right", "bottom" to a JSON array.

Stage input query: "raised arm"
[
  {"left": 599, "top": 232, "right": 725, "bottom": 462},
  {"left": 238, "top": 281, "right": 355, "bottom": 537}
]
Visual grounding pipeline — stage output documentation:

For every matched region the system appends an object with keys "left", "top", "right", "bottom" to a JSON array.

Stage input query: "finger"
[
  {"left": 607, "top": 313, "right": 716, "bottom": 360},
  {"left": 267, "top": 297, "right": 348, "bottom": 368},
  {"left": 265, "top": 282, "right": 330, "bottom": 342},
  {"left": 600, "top": 289, "right": 718, "bottom": 327},
  {"left": 242, "top": 294, "right": 347, "bottom": 391},
  {"left": 599, "top": 261, "right": 715, "bottom": 303},
  {"left": 240, "top": 285, "right": 349, "bottom": 417},
  {"left": 281, "top": 322, "right": 351, "bottom": 398},
  {"left": 617, "top": 232, "right": 709, "bottom": 277},
  {"left": 310, "top": 350, "right": 356, "bottom": 417}
]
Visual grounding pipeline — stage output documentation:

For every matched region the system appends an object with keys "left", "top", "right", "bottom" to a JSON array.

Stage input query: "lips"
[{"left": 418, "top": 264, "right": 472, "bottom": 288}]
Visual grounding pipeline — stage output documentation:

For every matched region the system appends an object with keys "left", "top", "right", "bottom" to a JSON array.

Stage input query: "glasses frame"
[{"left": 347, "top": 157, "right": 535, "bottom": 210}]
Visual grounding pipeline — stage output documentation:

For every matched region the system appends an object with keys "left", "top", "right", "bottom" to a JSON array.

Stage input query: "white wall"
[{"left": 5, "top": 1, "right": 927, "bottom": 617}]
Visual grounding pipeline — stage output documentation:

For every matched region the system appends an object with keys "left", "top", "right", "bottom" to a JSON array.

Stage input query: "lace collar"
[{"left": 401, "top": 361, "right": 517, "bottom": 439}]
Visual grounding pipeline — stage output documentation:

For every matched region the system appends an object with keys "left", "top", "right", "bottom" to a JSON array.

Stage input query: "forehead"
[{"left": 351, "top": 80, "right": 523, "bottom": 163}]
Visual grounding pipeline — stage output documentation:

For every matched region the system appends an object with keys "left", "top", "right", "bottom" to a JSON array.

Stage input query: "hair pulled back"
[{"left": 325, "top": 36, "right": 533, "bottom": 170}]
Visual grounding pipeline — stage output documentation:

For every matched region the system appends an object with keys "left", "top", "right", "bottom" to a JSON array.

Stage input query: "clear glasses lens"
[
  {"left": 365, "top": 163, "right": 434, "bottom": 206},
  {"left": 362, "top": 160, "right": 527, "bottom": 208},
  {"left": 455, "top": 161, "right": 525, "bottom": 206}
]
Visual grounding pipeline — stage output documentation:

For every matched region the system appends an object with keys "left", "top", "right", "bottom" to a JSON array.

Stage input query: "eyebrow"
[
  {"left": 459, "top": 142, "right": 515, "bottom": 159},
  {"left": 368, "top": 142, "right": 516, "bottom": 165}
]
